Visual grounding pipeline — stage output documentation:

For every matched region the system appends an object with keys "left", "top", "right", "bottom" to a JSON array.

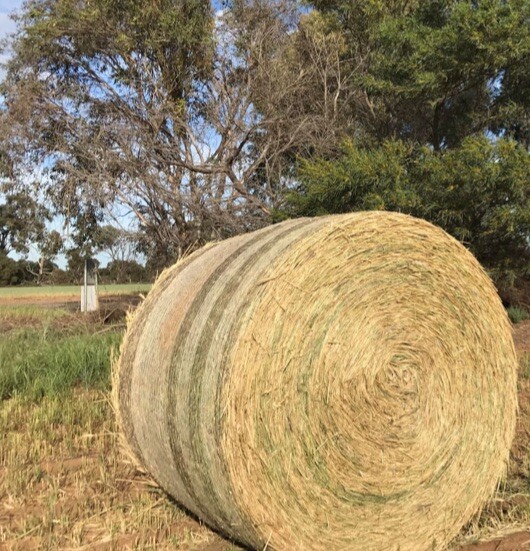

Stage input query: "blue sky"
[
  {"left": 0, "top": 1, "right": 19, "bottom": 38},
  {"left": 0, "top": 1, "right": 20, "bottom": 67}
]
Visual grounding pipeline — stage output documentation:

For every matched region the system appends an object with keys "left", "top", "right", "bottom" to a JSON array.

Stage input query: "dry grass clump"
[
  {"left": 0, "top": 390, "right": 231, "bottom": 550},
  {"left": 114, "top": 212, "right": 518, "bottom": 551}
]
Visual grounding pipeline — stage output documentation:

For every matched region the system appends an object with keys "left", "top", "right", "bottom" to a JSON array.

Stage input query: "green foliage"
[
  {"left": 292, "top": 140, "right": 420, "bottom": 214},
  {"left": 99, "top": 260, "right": 150, "bottom": 284},
  {"left": 308, "top": 0, "right": 530, "bottom": 148},
  {"left": 0, "top": 193, "right": 63, "bottom": 285},
  {"left": 17, "top": 0, "right": 213, "bottom": 100},
  {"left": 0, "top": 253, "right": 26, "bottom": 286},
  {"left": 0, "top": 193, "right": 48, "bottom": 255},
  {"left": 370, "top": 0, "right": 529, "bottom": 145},
  {"left": 0, "top": 254, "right": 59, "bottom": 286},
  {"left": 291, "top": 136, "right": 530, "bottom": 281},
  {"left": 0, "top": 327, "right": 122, "bottom": 400},
  {"left": 507, "top": 306, "right": 530, "bottom": 325}
]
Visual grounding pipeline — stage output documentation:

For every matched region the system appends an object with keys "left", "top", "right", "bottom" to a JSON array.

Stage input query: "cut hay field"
[
  {"left": 0, "top": 296, "right": 235, "bottom": 551},
  {"left": 1, "top": 294, "right": 530, "bottom": 550},
  {"left": 0, "top": 284, "right": 151, "bottom": 303}
]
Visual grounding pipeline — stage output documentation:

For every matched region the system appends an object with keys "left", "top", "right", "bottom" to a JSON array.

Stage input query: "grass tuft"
[
  {"left": 0, "top": 327, "right": 122, "bottom": 400},
  {"left": 507, "top": 306, "right": 530, "bottom": 324}
]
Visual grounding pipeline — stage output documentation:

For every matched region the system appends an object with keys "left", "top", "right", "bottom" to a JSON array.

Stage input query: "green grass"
[
  {"left": 0, "top": 283, "right": 151, "bottom": 298},
  {"left": 0, "top": 327, "right": 123, "bottom": 400},
  {"left": 0, "top": 304, "right": 71, "bottom": 320},
  {"left": 0, "top": 301, "right": 127, "bottom": 400},
  {"left": 507, "top": 305, "right": 530, "bottom": 324}
]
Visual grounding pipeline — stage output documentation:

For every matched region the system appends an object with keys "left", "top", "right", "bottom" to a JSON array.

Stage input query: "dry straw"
[{"left": 114, "top": 212, "right": 517, "bottom": 551}]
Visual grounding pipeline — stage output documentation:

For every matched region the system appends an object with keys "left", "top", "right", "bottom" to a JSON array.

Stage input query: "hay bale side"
[{"left": 114, "top": 211, "right": 517, "bottom": 551}]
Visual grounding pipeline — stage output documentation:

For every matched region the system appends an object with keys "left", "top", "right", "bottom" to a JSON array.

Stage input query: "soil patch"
[
  {"left": 458, "top": 531, "right": 530, "bottom": 550},
  {"left": 514, "top": 320, "right": 530, "bottom": 355}
]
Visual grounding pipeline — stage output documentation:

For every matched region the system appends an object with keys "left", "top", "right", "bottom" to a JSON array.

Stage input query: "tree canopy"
[
  {"left": 0, "top": 0, "right": 529, "bottom": 284},
  {"left": 0, "top": 193, "right": 48, "bottom": 255},
  {"left": 287, "top": 0, "right": 530, "bottom": 282},
  {"left": 305, "top": 0, "right": 530, "bottom": 148},
  {"left": 0, "top": 0, "right": 330, "bottom": 264}
]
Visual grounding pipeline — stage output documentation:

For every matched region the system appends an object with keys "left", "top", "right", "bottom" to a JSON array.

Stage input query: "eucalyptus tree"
[{"left": 0, "top": 0, "right": 339, "bottom": 265}]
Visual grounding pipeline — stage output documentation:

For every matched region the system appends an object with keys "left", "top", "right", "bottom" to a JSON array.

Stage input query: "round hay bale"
[{"left": 114, "top": 211, "right": 517, "bottom": 551}]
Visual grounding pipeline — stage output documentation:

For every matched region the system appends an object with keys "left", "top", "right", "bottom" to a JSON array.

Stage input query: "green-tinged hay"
[{"left": 113, "top": 212, "right": 517, "bottom": 551}]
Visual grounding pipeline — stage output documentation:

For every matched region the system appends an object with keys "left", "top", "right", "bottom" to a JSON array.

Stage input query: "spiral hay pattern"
[{"left": 114, "top": 212, "right": 517, "bottom": 551}]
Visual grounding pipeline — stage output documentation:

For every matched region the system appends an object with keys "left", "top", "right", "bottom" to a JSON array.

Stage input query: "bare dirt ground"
[
  {"left": 461, "top": 531, "right": 530, "bottom": 550},
  {"left": 514, "top": 321, "right": 530, "bottom": 354},
  {"left": 1, "top": 312, "right": 530, "bottom": 550}
]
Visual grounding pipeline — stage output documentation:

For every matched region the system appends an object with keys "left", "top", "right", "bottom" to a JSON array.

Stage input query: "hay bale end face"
[{"left": 114, "top": 212, "right": 517, "bottom": 551}]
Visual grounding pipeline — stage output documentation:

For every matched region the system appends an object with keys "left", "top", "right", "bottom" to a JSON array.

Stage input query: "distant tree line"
[
  {"left": 0, "top": 194, "right": 152, "bottom": 285},
  {"left": 0, "top": 256, "right": 153, "bottom": 286},
  {"left": 0, "top": 0, "right": 528, "bottom": 286}
]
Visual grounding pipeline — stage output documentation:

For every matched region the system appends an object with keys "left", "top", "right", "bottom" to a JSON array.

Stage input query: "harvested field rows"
[{"left": 1, "top": 294, "right": 530, "bottom": 550}]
